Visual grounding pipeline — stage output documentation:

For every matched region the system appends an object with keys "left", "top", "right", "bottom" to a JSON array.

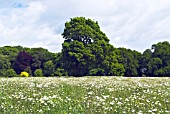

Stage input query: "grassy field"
[{"left": 0, "top": 77, "right": 169, "bottom": 114}]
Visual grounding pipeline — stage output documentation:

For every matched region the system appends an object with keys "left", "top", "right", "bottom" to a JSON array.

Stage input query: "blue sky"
[{"left": 0, "top": 0, "right": 170, "bottom": 52}]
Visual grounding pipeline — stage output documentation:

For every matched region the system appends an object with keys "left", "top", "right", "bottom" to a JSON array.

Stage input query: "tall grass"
[{"left": 0, "top": 77, "right": 169, "bottom": 113}]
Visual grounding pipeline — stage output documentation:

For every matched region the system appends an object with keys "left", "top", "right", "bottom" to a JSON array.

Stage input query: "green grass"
[{"left": 0, "top": 77, "right": 170, "bottom": 113}]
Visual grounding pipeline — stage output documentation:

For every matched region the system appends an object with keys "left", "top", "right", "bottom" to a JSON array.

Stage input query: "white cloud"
[
  {"left": 1, "top": 0, "right": 170, "bottom": 52},
  {"left": 0, "top": 1, "right": 63, "bottom": 52},
  {"left": 98, "top": 0, "right": 170, "bottom": 51}
]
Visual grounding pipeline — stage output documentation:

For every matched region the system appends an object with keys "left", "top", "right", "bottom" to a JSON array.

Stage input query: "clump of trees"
[
  {"left": 140, "top": 41, "right": 170, "bottom": 77},
  {"left": 61, "top": 17, "right": 124, "bottom": 76},
  {"left": 0, "top": 46, "right": 65, "bottom": 77},
  {"left": 0, "top": 17, "right": 170, "bottom": 77}
]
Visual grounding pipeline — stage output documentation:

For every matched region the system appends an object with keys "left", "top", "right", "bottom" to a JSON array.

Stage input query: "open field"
[{"left": 0, "top": 77, "right": 170, "bottom": 113}]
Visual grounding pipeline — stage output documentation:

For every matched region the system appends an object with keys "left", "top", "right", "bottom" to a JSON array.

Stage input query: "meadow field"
[{"left": 0, "top": 77, "right": 169, "bottom": 114}]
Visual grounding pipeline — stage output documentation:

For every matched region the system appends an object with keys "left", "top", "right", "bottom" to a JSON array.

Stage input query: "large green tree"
[
  {"left": 140, "top": 41, "right": 170, "bottom": 77},
  {"left": 28, "top": 47, "right": 54, "bottom": 75},
  {"left": 13, "top": 51, "right": 32, "bottom": 74},
  {"left": 116, "top": 48, "right": 141, "bottom": 76},
  {"left": 61, "top": 17, "right": 124, "bottom": 76},
  {"left": 0, "top": 54, "right": 11, "bottom": 76},
  {"left": 152, "top": 41, "right": 170, "bottom": 66},
  {"left": 147, "top": 58, "right": 163, "bottom": 76},
  {"left": 139, "top": 49, "right": 153, "bottom": 76}
]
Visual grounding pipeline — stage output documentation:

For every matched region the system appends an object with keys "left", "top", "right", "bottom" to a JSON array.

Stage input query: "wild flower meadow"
[{"left": 0, "top": 77, "right": 169, "bottom": 113}]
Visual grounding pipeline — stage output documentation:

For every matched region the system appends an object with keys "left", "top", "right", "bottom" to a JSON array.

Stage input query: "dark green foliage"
[
  {"left": 152, "top": 41, "right": 170, "bottom": 66},
  {"left": 139, "top": 41, "right": 170, "bottom": 77},
  {"left": 61, "top": 40, "right": 95, "bottom": 76},
  {"left": 43, "top": 60, "right": 55, "bottom": 76},
  {"left": 29, "top": 48, "right": 53, "bottom": 73},
  {"left": 61, "top": 17, "right": 125, "bottom": 76},
  {"left": 147, "top": 58, "right": 163, "bottom": 76},
  {"left": 0, "top": 55, "right": 11, "bottom": 70},
  {"left": 0, "top": 54, "right": 11, "bottom": 76},
  {"left": 139, "top": 49, "right": 152, "bottom": 75},
  {"left": 62, "top": 17, "right": 109, "bottom": 43},
  {"left": 24, "top": 67, "right": 32, "bottom": 76},
  {"left": 161, "top": 66, "right": 170, "bottom": 76},
  {"left": 34, "top": 69, "right": 43, "bottom": 77},
  {"left": 0, "top": 17, "right": 170, "bottom": 77},
  {"left": 0, "top": 69, "right": 6, "bottom": 76},
  {"left": 0, "top": 46, "right": 59, "bottom": 77},
  {"left": 53, "top": 68, "right": 68, "bottom": 76},
  {"left": 13, "top": 51, "right": 32, "bottom": 74},
  {"left": 89, "top": 68, "right": 104, "bottom": 76},
  {"left": 6, "top": 69, "right": 17, "bottom": 77},
  {"left": 116, "top": 48, "right": 141, "bottom": 76}
]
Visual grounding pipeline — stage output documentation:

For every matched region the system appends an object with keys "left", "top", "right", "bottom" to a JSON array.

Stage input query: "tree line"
[{"left": 0, "top": 17, "right": 170, "bottom": 77}]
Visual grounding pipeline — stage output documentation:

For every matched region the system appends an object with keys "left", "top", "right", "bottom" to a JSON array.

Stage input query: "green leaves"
[
  {"left": 62, "top": 17, "right": 109, "bottom": 44},
  {"left": 1, "top": 17, "right": 170, "bottom": 77},
  {"left": 147, "top": 58, "right": 163, "bottom": 76},
  {"left": 61, "top": 17, "right": 124, "bottom": 76},
  {"left": 139, "top": 41, "right": 170, "bottom": 76},
  {"left": 116, "top": 48, "right": 141, "bottom": 76},
  {"left": 34, "top": 69, "right": 43, "bottom": 77},
  {"left": 43, "top": 61, "right": 55, "bottom": 76}
]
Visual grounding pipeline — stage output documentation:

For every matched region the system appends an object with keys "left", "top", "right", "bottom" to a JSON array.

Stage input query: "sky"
[{"left": 0, "top": 0, "right": 170, "bottom": 53}]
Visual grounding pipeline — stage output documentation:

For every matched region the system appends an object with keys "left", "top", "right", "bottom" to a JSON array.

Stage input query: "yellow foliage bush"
[{"left": 20, "top": 71, "right": 29, "bottom": 77}]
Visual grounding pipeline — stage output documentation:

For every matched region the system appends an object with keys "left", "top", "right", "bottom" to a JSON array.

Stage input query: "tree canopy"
[
  {"left": 61, "top": 17, "right": 124, "bottom": 76},
  {"left": 0, "top": 17, "right": 170, "bottom": 77}
]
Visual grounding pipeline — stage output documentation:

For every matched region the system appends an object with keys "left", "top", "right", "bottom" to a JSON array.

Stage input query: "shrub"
[
  {"left": 20, "top": 71, "right": 29, "bottom": 77},
  {"left": 53, "top": 70, "right": 62, "bottom": 77},
  {"left": 34, "top": 69, "right": 43, "bottom": 77},
  {"left": 53, "top": 68, "right": 68, "bottom": 77},
  {"left": 24, "top": 67, "right": 32, "bottom": 76},
  {"left": 6, "top": 69, "right": 17, "bottom": 77},
  {"left": 89, "top": 68, "right": 104, "bottom": 76},
  {"left": 43, "top": 61, "right": 55, "bottom": 76},
  {"left": 0, "top": 69, "right": 6, "bottom": 76}
]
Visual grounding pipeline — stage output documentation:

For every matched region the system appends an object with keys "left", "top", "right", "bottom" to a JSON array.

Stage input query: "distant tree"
[
  {"left": 152, "top": 41, "right": 170, "bottom": 66},
  {"left": 139, "top": 49, "right": 152, "bottom": 76},
  {"left": 0, "top": 54, "right": 11, "bottom": 76},
  {"left": 29, "top": 48, "right": 53, "bottom": 73},
  {"left": 34, "top": 69, "right": 43, "bottom": 77},
  {"left": 61, "top": 40, "right": 95, "bottom": 76},
  {"left": 24, "top": 67, "right": 32, "bottom": 76},
  {"left": 0, "top": 46, "right": 26, "bottom": 69},
  {"left": 116, "top": 48, "right": 141, "bottom": 76},
  {"left": 53, "top": 68, "right": 68, "bottom": 76},
  {"left": 143, "top": 49, "right": 152, "bottom": 58},
  {"left": 0, "top": 55, "right": 11, "bottom": 70},
  {"left": 89, "top": 68, "right": 104, "bottom": 76},
  {"left": 161, "top": 66, "right": 170, "bottom": 76},
  {"left": 13, "top": 51, "right": 32, "bottom": 74},
  {"left": 139, "top": 41, "right": 170, "bottom": 76},
  {"left": 5, "top": 69, "right": 17, "bottom": 77},
  {"left": 61, "top": 17, "right": 125, "bottom": 76},
  {"left": 43, "top": 60, "right": 55, "bottom": 76},
  {"left": 147, "top": 58, "right": 163, "bottom": 76}
]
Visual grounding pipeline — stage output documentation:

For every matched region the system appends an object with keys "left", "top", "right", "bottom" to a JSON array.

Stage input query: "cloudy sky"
[{"left": 0, "top": 0, "right": 170, "bottom": 52}]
